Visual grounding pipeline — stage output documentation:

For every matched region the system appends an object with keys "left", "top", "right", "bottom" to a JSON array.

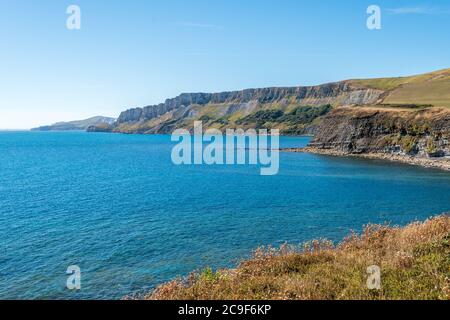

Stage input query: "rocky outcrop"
[{"left": 307, "top": 107, "right": 450, "bottom": 161}]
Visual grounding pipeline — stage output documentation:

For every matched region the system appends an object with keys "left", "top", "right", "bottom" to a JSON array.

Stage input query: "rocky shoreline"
[{"left": 283, "top": 147, "right": 450, "bottom": 171}]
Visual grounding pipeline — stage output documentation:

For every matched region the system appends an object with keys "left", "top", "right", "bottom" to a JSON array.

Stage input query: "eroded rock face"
[
  {"left": 117, "top": 108, "right": 143, "bottom": 123},
  {"left": 112, "top": 82, "right": 384, "bottom": 133},
  {"left": 341, "top": 89, "right": 384, "bottom": 106},
  {"left": 310, "top": 107, "right": 450, "bottom": 158}
]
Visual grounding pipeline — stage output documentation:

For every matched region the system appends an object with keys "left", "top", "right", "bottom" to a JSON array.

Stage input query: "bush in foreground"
[{"left": 146, "top": 215, "right": 449, "bottom": 300}]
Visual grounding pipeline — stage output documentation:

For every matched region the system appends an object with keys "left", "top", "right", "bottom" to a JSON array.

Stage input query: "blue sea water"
[{"left": 0, "top": 131, "right": 450, "bottom": 299}]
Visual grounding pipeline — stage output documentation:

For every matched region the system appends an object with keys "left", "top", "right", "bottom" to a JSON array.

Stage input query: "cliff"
[
  {"left": 89, "top": 68, "right": 450, "bottom": 135},
  {"left": 115, "top": 83, "right": 382, "bottom": 124},
  {"left": 288, "top": 106, "right": 449, "bottom": 171},
  {"left": 89, "top": 83, "right": 384, "bottom": 135},
  {"left": 309, "top": 107, "right": 450, "bottom": 157}
]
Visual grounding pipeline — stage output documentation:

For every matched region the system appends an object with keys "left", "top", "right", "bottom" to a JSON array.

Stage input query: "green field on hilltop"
[{"left": 349, "top": 68, "right": 450, "bottom": 108}]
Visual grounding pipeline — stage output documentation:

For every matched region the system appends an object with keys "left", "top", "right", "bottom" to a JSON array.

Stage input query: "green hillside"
[{"left": 349, "top": 68, "right": 450, "bottom": 108}]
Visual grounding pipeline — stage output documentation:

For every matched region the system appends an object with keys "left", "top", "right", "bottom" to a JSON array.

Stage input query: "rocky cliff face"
[
  {"left": 89, "top": 68, "right": 450, "bottom": 135},
  {"left": 309, "top": 107, "right": 450, "bottom": 158},
  {"left": 101, "top": 82, "right": 384, "bottom": 134}
]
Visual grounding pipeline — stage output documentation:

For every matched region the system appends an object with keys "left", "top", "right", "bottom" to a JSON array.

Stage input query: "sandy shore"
[{"left": 282, "top": 147, "right": 450, "bottom": 171}]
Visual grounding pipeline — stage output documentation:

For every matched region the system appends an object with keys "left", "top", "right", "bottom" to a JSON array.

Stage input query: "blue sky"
[{"left": 1, "top": 0, "right": 450, "bottom": 129}]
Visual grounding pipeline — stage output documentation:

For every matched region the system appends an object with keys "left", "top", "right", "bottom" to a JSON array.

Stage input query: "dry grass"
[
  {"left": 383, "top": 79, "right": 450, "bottom": 108},
  {"left": 349, "top": 68, "right": 450, "bottom": 108},
  {"left": 147, "top": 215, "right": 450, "bottom": 300},
  {"left": 349, "top": 68, "right": 450, "bottom": 91}
]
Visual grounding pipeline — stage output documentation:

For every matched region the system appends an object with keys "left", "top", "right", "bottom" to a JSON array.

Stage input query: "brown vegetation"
[{"left": 146, "top": 215, "right": 450, "bottom": 300}]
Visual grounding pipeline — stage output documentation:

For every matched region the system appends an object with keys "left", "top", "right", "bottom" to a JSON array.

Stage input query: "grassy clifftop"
[
  {"left": 147, "top": 215, "right": 449, "bottom": 300},
  {"left": 349, "top": 68, "right": 450, "bottom": 108}
]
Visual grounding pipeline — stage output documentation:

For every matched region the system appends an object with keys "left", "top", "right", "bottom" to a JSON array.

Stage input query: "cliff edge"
[{"left": 89, "top": 68, "right": 450, "bottom": 135}]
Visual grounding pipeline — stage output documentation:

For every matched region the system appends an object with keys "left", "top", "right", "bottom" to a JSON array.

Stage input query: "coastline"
[{"left": 282, "top": 147, "right": 450, "bottom": 172}]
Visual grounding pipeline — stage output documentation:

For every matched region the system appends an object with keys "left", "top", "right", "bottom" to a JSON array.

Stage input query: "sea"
[{"left": 0, "top": 131, "right": 449, "bottom": 299}]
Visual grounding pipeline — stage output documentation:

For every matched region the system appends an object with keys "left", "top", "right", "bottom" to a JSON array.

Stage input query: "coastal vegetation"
[
  {"left": 147, "top": 215, "right": 449, "bottom": 300},
  {"left": 235, "top": 105, "right": 332, "bottom": 134}
]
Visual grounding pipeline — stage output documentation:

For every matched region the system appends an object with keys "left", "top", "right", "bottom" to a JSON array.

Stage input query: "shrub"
[
  {"left": 237, "top": 105, "right": 332, "bottom": 128},
  {"left": 280, "top": 105, "right": 332, "bottom": 124}
]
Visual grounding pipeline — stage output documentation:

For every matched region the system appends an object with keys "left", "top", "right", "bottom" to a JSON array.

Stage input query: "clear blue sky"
[{"left": 1, "top": 0, "right": 450, "bottom": 129}]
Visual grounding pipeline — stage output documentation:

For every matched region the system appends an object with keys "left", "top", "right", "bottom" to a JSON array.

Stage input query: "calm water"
[{"left": 1, "top": 131, "right": 450, "bottom": 299}]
